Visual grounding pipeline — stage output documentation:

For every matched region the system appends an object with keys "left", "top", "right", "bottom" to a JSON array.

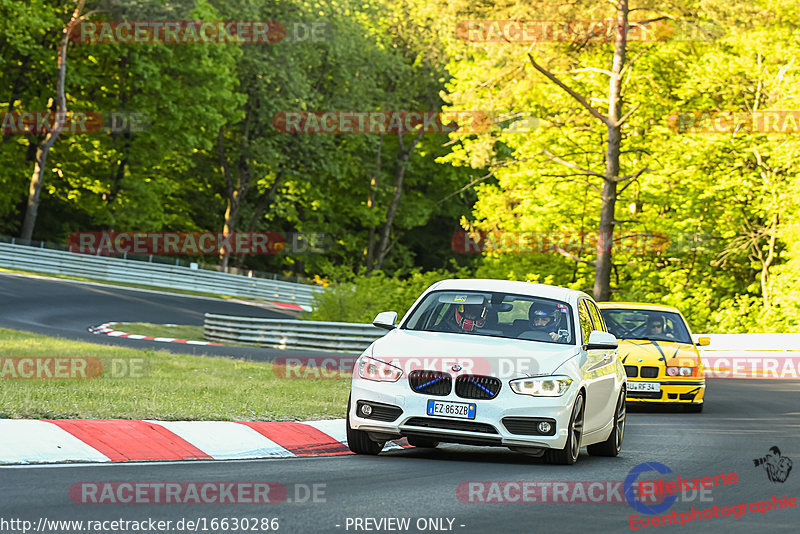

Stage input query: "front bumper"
[
  {"left": 626, "top": 380, "right": 705, "bottom": 405},
  {"left": 349, "top": 376, "right": 578, "bottom": 450}
]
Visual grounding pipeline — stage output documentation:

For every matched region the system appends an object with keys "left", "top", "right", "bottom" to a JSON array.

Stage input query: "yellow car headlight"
[{"left": 666, "top": 366, "right": 695, "bottom": 377}]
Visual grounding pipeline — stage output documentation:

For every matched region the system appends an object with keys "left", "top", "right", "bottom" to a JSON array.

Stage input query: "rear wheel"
[
  {"left": 346, "top": 398, "right": 386, "bottom": 455},
  {"left": 587, "top": 388, "right": 626, "bottom": 457},
  {"left": 543, "top": 392, "right": 584, "bottom": 465},
  {"left": 407, "top": 437, "right": 439, "bottom": 448}
]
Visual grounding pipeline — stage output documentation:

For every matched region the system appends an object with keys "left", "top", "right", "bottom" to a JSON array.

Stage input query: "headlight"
[
  {"left": 666, "top": 366, "right": 694, "bottom": 377},
  {"left": 510, "top": 376, "right": 573, "bottom": 397},
  {"left": 357, "top": 355, "right": 403, "bottom": 382}
]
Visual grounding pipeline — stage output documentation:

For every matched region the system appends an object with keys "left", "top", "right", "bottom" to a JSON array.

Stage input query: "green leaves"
[{"left": 438, "top": 0, "right": 800, "bottom": 331}]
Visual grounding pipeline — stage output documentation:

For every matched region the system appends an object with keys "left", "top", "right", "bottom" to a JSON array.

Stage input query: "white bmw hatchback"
[{"left": 347, "top": 279, "right": 627, "bottom": 464}]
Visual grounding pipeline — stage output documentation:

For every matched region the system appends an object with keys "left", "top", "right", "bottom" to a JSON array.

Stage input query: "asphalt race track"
[
  {"left": 0, "top": 380, "right": 798, "bottom": 533},
  {"left": 0, "top": 272, "right": 331, "bottom": 361},
  {"left": 1, "top": 273, "right": 798, "bottom": 533}
]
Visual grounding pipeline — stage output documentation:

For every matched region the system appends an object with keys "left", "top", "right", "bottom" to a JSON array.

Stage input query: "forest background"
[{"left": 2, "top": 0, "right": 799, "bottom": 333}]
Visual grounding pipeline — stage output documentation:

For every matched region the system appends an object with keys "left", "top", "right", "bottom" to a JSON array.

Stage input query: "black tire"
[
  {"left": 685, "top": 403, "right": 703, "bottom": 413},
  {"left": 407, "top": 437, "right": 439, "bottom": 448},
  {"left": 543, "top": 392, "right": 584, "bottom": 465},
  {"left": 346, "top": 398, "right": 386, "bottom": 455},
  {"left": 587, "top": 388, "right": 626, "bottom": 457}
]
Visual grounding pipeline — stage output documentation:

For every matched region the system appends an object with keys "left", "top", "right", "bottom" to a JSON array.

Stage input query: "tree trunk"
[
  {"left": 365, "top": 133, "right": 384, "bottom": 273},
  {"left": 20, "top": 0, "right": 89, "bottom": 241},
  {"left": 761, "top": 213, "right": 778, "bottom": 308},
  {"left": 594, "top": 0, "right": 629, "bottom": 302},
  {"left": 375, "top": 130, "right": 423, "bottom": 271},
  {"left": 217, "top": 109, "right": 252, "bottom": 272},
  {"left": 233, "top": 171, "right": 283, "bottom": 268},
  {"left": 220, "top": 193, "right": 240, "bottom": 272}
]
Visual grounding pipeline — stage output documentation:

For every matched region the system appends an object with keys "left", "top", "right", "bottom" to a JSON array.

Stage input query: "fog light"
[
  {"left": 537, "top": 421, "right": 552, "bottom": 434},
  {"left": 360, "top": 404, "right": 372, "bottom": 416}
]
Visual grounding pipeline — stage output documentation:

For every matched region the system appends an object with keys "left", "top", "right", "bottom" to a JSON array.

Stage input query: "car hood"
[
  {"left": 371, "top": 329, "right": 580, "bottom": 377},
  {"left": 617, "top": 339, "right": 700, "bottom": 367}
]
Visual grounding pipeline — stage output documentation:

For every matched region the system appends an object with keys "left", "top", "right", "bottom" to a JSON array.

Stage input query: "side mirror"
[
  {"left": 696, "top": 336, "right": 711, "bottom": 347},
  {"left": 586, "top": 330, "right": 618, "bottom": 350},
  {"left": 373, "top": 311, "right": 398, "bottom": 331}
]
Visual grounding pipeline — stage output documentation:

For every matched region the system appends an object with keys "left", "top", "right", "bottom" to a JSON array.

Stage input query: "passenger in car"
[{"left": 515, "top": 304, "right": 561, "bottom": 341}]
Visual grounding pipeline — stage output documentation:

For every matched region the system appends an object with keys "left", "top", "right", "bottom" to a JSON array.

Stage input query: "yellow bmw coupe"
[{"left": 597, "top": 303, "right": 706, "bottom": 412}]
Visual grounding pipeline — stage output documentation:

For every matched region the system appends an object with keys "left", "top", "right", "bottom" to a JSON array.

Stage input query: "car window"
[
  {"left": 586, "top": 300, "right": 606, "bottom": 332},
  {"left": 402, "top": 290, "right": 576, "bottom": 345},
  {"left": 599, "top": 308, "right": 692, "bottom": 343},
  {"left": 578, "top": 300, "right": 593, "bottom": 345}
]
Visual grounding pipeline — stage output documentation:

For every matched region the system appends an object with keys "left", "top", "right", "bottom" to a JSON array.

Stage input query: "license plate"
[
  {"left": 427, "top": 400, "right": 476, "bottom": 420},
  {"left": 627, "top": 381, "right": 661, "bottom": 392}
]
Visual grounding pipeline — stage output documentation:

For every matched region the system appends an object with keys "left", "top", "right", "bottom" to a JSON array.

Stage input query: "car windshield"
[
  {"left": 402, "top": 290, "right": 575, "bottom": 345},
  {"left": 600, "top": 308, "right": 692, "bottom": 344}
]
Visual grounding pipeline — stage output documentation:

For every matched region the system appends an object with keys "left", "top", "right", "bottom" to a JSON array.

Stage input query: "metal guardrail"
[
  {"left": 695, "top": 333, "right": 800, "bottom": 352},
  {"left": 204, "top": 313, "right": 386, "bottom": 353},
  {"left": 696, "top": 333, "right": 800, "bottom": 378},
  {"left": 0, "top": 242, "right": 323, "bottom": 307},
  {"left": 203, "top": 315, "right": 800, "bottom": 365}
]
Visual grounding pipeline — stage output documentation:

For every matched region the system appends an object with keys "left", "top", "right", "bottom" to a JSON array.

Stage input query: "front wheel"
[
  {"left": 346, "top": 398, "right": 386, "bottom": 455},
  {"left": 543, "top": 392, "right": 584, "bottom": 465},
  {"left": 587, "top": 388, "right": 626, "bottom": 457}
]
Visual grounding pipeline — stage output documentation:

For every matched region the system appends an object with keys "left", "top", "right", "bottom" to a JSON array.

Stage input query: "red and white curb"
[
  {"left": 0, "top": 419, "right": 409, "bottom": 464},
  {"left": 88, "top": 322, "right": 223, "bottom": 346},
  {"left": 270, "top": 301, "right": 312, "bottom": 313}
]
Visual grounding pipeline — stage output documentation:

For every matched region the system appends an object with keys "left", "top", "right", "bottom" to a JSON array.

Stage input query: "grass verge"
[{"left": 0, "top": 328, "right": 349, "bottom": 421}]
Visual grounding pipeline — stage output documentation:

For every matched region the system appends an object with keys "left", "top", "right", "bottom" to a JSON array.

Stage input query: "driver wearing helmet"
[
  {"left": 437, "top": 301, "right": 488, "bottom": 333},
  {"left": 647, "top": 316, "right": 674, "bottom": 339},
  {"left": 529, "top": 303, "right": 561, "bottom": 341},
  {"left": 454, "top": 303, "right": 488, "bottom": 332}
]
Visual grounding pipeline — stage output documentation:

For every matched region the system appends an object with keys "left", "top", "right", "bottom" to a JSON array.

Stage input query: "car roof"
[
  {"left": 426, "top": 278, "right": 589, "bottom": 303},
  {"left": 596, "top": 301, "right": 681, "bottom": 313}
]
